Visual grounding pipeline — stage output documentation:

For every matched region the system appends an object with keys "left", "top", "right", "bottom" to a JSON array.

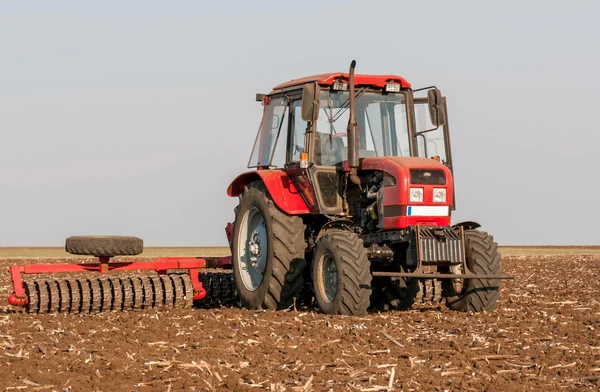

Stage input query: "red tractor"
[
  {"left": 6, "top": 61, "right": 510, "bottom": 316},
  {"left": 228, "top": 61, "right": 510, "bottom": 315}
]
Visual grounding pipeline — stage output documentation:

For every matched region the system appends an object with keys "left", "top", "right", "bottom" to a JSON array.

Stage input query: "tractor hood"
[
  {"left": 361, "top": 156, "right": 454, "bottom": 229},
  {"left": 361, "top": 156, "right": 451, "bottom": 179}
]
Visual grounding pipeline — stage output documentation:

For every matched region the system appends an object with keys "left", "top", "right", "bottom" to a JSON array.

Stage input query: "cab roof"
[{"left": 271, "top": 73, "right": 411, "bottom": 92}]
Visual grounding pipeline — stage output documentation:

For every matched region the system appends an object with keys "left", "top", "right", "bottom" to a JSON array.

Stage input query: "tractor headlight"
[
  {"left": 433, "top": 188, "right": 447, "bottom": 203},
  {"left": 409, "top": 188, "right": 423, "bottom": 203}
]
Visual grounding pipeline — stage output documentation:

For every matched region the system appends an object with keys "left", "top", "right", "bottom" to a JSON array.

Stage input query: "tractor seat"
[{"left": 314, "top": 131, "right": 347, "bottom": 166}]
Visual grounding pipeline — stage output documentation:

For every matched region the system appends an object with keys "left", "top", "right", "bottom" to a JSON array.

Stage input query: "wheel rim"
[
  {"left": 318, "top": 253, "right": 338, "bottom": 303},
  {"left": 237, "top": 207, "right": 268, "bottom": 291}
]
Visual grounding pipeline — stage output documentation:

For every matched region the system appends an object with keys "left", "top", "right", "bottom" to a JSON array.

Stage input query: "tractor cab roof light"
[
  {"left": 384, "top": 82, "right": 401, "bottom": 93},
  {"left": 332, "top": 79, "right": 348, "bottom": 91}
]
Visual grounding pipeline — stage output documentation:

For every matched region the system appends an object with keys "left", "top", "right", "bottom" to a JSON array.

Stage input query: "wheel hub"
[
  {"left": 321, "top": 254, "right": 338, "bottom": 303},
  {"left": 249, "top": 232, "right": 262, "bottom": 264},
  {"left": 237, "top": 207, "right": 268, "bottom": 292}
]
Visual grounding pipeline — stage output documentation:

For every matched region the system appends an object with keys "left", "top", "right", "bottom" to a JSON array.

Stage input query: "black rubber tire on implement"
[
  {"left": 196, "top": 272, "right": 239, "bottom": 309},
  {"left": 443, "top": 230, "right": 502, "bottom": 312},
  {"left": 312, "top": 231, "right": 372, "bottom": 316},
  {"left": 65, "top": 236, "right": 143, "bottom": 257},
  {"left": 232, "top": 181, "right": 307, "bottom": 310}
]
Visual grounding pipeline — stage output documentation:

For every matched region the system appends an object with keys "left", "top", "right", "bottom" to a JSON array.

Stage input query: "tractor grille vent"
[
  {"left": 418, "top": 227, "right": 463, "bottom": 265},
  {"left": 410, "top": 169, "right": 446, "bottom": 185}
]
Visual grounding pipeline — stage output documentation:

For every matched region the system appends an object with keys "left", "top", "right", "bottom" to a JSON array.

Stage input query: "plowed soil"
[{"left": 0, "top": 254, "right": 599, "bottom": 391}]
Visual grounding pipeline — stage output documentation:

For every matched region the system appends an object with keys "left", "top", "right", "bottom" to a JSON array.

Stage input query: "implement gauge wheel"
[
  {"left": 232, "top": 181, "right": 307, "bottom": 310},
  {"left": 443, "top": 229, "right": 502, "bottom": 312},
  {"left": 65, "top": 236, "right": 143, "bottom": 257}
]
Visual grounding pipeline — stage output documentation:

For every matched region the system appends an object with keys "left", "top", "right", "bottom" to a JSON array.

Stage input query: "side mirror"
[
  {"left": 301, "top": 82, "right": 320, "bottom": 123},
  {"left": 427, "top": 88, "right": 446, "bottom": 127}
]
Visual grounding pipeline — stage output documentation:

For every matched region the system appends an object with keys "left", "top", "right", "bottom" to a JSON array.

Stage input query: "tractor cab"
[{"left": 246, "top": 68, "right": 454, "bottom": 219}]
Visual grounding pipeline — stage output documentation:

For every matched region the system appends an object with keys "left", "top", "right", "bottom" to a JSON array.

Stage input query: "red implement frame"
[
  {"left": 8, "top": 256, "right": 232, "bottom": 307},
  {"left": 8, "top": 223, "right": 235, "bottom": 308}
]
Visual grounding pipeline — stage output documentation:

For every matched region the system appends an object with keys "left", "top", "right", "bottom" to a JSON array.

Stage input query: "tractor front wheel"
[
  {"left": 443, "top": 229, "right": 502, "bottom": 312},
  {"left": 312, "top": 231, "right": 372, "bottom": 316},
  {"left": 232, "top": 182, "right": 307, "bottom": 310}
]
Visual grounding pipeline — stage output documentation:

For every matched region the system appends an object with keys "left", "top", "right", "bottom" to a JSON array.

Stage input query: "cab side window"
[
  {"left": 415, "top": 103, "right": 447, "bottom": 163},
  {"left": 248, "top": 97, "right": 288, "bottom": 168},
  {"left": 289, "top": 100, "right": 308, "bottom": 162}
]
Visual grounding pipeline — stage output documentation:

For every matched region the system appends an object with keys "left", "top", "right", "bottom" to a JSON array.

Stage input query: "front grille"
[
  {"left": 418, "top": 227, "right": 463, "bottom": 265},
  {"left": 410, "top": 169, "right": 446, "bottom": 185}
]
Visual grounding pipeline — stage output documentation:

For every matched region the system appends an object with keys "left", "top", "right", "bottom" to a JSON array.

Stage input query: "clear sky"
[{"left": 1, "top": 1, "right": 599, "bottom": 246}]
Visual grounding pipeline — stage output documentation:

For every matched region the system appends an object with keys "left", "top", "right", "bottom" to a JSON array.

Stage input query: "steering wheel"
[{"left": 331, "top": 132, "right": 347, "bottom": 139}]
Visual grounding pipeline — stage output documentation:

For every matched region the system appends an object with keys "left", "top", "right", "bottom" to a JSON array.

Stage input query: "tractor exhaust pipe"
[{"left": 347, "top": 60, "right": 361, "bottom": 185}]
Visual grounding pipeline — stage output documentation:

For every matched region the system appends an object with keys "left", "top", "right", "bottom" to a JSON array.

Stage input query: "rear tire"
[
  {"left": 443, "top": 230, "right": 502, "bottom": 312},
  {"left": 312, "top": 231, "right": 372, "bottom": 316},
  {"left": 232, "top": 182, "right": 307, "bottom": 310}
]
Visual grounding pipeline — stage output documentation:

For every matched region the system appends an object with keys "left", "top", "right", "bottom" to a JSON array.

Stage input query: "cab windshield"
[{"left": 313, "top": 90, "right": 410, "bottom": 166}]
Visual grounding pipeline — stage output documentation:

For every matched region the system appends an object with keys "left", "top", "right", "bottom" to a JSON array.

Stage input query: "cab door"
[
  {"left": 414, "top": 96, "right": 455, "bottom": 209},
  {"left": 287, "top": 99, "right": 343, "bottom": 215},
  {"left": 414, "top": 97, "right": 453, "bottom": 174}
]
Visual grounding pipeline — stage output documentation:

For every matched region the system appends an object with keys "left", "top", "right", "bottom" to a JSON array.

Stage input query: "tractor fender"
[
  {"left": 227, "top": 170, "right": 310, "bottom": 215},
  {"left": 452, "top": 221, "right": 481, "bottom": 231}
]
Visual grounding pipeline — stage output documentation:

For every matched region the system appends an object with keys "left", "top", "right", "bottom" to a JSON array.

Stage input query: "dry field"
[{"left": 0, "top": 248, "right": 598, "bottom": 391}]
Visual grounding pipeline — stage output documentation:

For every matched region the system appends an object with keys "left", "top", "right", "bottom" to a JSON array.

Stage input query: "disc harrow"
[
  {"left": 22, "top": 275, "right": 192, "bottom": 314},
  {"left": 8, "top": 235, "right": 234, "bottom": 314},
  {"left": 416, "top": 279, "right": 443, "bottom": 305}
]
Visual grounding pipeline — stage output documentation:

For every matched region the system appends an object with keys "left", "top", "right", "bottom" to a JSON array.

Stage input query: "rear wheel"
[
  {"left": 232, "top": 182, "right": 307, "bottom": 310},
  {"left": 312, "top": 231, "right": 372, "bottom": 316},
  {"left": 443, "top": 230, "right": 502, "bottom": 312}
]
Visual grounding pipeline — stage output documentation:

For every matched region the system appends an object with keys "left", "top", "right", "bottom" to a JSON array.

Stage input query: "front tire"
[
  {"left": 443, "top": 230, "right": 502, "bottom": 312},
  {"left": 232, "top": 182, "right": 307, "bottom": 310},
  {"left": 312, "top": 231, "right": 372, "bottom": 316}
]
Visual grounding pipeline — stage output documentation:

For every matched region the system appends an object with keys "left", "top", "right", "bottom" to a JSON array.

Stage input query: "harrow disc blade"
[
  {"left": 22, "top": 274, "right": 194, "bottom": 314},
  {"left": 171, "top": 275, "right": 185, "bottom": 309},
  {"left": 108, "top": 277, "right": 123, "bottom": 311},
  {"left": 416, "top": 279, "right": 443, "bottom": 305},
  {"left": 57, "top": 280, "right": 70, "bottom": 313},
  {"left": 150, "top": 276, "right": 164, "bottom": 308},
  {"left": 68, "top": 279, "right": 82, "bottom": 313},
  {"left": 24, "top": 281, "right": 39, "bottom": 314}
]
